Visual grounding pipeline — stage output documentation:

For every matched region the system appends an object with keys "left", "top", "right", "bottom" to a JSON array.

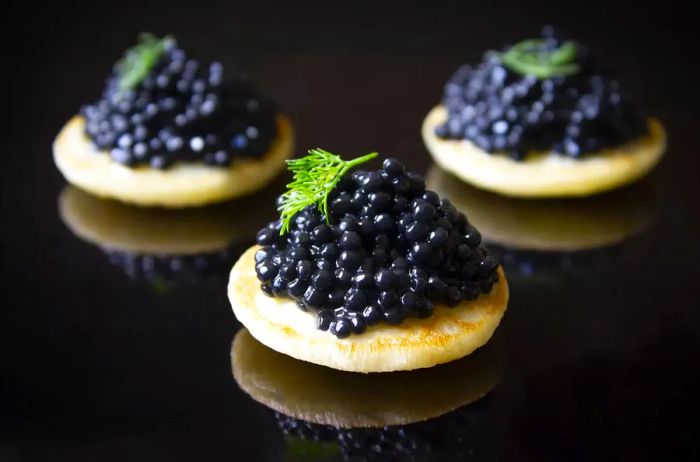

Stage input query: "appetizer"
[
  {"left": 228, "top": 151, "right": 508, "bottom": 372},
  {"left": 422, "top": 27, "right": 666, "bottom": 198},
  {"left": 59, "top": 186, "right": 260, "bottom": 283},
  {"left": 231, "top": 328, "right": 501, "bottom": 459},
  {"left": 54, "top": 34, "right": 293, "bottom": 207}
]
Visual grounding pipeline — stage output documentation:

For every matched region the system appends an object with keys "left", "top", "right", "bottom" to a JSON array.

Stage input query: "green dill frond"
[
  {"left": 116, "top": 33, "right": 174, "bottom": 93},
  {"left": 498, "top": 38, "right": 580, "bottom": 79},
  {"left": 277, "top": 149, "right": 378, "bottom": 235}
]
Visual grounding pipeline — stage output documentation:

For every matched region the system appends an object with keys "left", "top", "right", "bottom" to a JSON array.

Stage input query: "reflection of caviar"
[
  {"left": 105, "top": 243, "right": 249, "bottom": 284},
  {"left": 254, "top": 158, "right": 499, "bottom": 338},
  {"left": 436, "top": 26, "right": 647, "bottom": 160},
  {"left": 491, "top": 244, "right": 617, "bottom": 279},
  {"left": 275, "top": 395, "right": 498, "bottom": 461},
  {"left": 82, "top": 35, "right": 277, "bottom": 169}
]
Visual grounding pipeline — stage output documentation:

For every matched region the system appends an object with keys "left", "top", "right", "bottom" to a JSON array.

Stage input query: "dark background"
[{"left": 2, "top": 0, "right": 699, "bottom": 460}]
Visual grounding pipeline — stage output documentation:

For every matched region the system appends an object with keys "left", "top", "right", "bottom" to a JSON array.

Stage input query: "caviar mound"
[
  {"left": 228, "top": 246, "right": 508, "bottom": 372},
  {"left": 80, "top": 35, "right": 280, "bottom": 169},
  {"left": 253, "top": 157, "right": 502, "bottom": 339},
  {"left": 58, "top": 185, "right": 259, "bottom": 254},
  {"left": 423, "top": 105, "right": 666, "bottom": 198},
  {"left": 434, "top": 27, "right": 650, "bottom": 160},
  {"left": 425, "top": 165, "right": 656, "bottom": 251},
  {"left": 53, "top": 113, "right": 294, "bottom": 207},
  {"left": 231, "top": 328, "right": 502, "bottom": 427}
]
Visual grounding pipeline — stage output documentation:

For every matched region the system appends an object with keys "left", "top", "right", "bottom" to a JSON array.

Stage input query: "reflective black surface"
[{"left": 2, "top": 1, "right": 699, "bottom": 460}]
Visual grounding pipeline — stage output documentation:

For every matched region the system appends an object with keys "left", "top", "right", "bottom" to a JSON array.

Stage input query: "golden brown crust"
[
  {"left": 231, "top": 328, "right": 503, "bottom": 427},
  {"left": 422, "top": 105, "right": 666, "bottom": 198},
  {"left": 228, "top": 246, "right": 508, "bottom": 373},
  {"left": 53, "top": 114, "right": 294, "bottom": 208}
]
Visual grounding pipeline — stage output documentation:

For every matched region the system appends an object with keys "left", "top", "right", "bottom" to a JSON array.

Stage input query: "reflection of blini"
[
  {"left": 231, "top": 328, "right": 503, "bottom": 428},
  {"left": 58, "top": 186, "right": 264, "bottom": 282},
  {"left": 426, "top": 164, "right": 656, "bottom": 252},
  {"left": 59, "top": 185, "right": 261, "bottom": 254}
]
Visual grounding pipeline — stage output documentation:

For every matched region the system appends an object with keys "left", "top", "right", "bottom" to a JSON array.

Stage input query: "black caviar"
[
  {"left": 435, "top": 26, "right": 647, "bottom": 160},
  {"left": 254, "top": 158, "right": 499, "bottom": 338},
  {"left": 82, "top": 35, "right": 277, "bottom": 169}
]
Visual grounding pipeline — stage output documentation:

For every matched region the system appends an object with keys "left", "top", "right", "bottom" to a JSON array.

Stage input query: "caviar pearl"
[
  {"left": 413, "top": 203, "right": 437, "bottom": 222},
  {"left": 312, "top": 225, "right": 333, "bottom": 244},
  {"left": 312, "top": 270, "right": 334, "bottom": 290},
  {"left": 382, "top": 157, "right": 405, "bottom": 178},
  {"left": 352, "top": 271, "right": 374, "bottom": 290},
  {"left": 375, "top": 269, "right": 396, "bottom": 290},
  {"left": 287, "top": 279, "right": 306, "bottom": 298},
  {"left": 254, "top": 158, "right": 499, "bottom": 337},
  {"left": 349, "top": 315, "right": 367, "bottom": 334},
  {"left": 384, "top": 308, "right": 404, "bottom": 325},
  {"left": 331, "top": 319, "right": 352, "bottom": 338},
  {"left": 465, "top": 226, "right": 481, "bottom": 247},
  {"left": 428, "top": 227, "right": 448, "bottom": 248},
  {"left": 317, "top": 310, "right": 333, "bottom": 330},
  {"left": 344, "top": 289, "right": 367, "bottom": 312},
  {"left": 374, "top": 213, "right": 395, "bottom": 233},
  {"left": 303, "top": 286, "right": 328, "bottom": 309},
  {"left": 296, "top": 260, "right": 313, "bottom": 281},
  {"left": 363, "top": 305, "right": 382, "bottom": 324}
]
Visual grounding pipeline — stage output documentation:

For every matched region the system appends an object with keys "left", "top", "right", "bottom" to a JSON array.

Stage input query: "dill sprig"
[
  {"left": 278, "top": 149, "right": 378, "bottom": 235},
  {"left": 116, "top": 33, "right": 174, "bottom": 93},
  {"left": 499, "top": 38, "right": 580, "bottom": 79}
]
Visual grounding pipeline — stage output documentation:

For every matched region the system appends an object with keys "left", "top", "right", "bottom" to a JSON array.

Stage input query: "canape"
[
  {"left": 54, "top": 34, "right": 293, "bottom": 207},
  {"left": 422, "top": 27, "right": 666, "bottom": 198},
  {"left": 228, "top": 151, "right": 508, "bottom": 372}
]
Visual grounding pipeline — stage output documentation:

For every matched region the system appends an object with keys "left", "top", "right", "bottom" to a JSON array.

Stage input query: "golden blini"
[
  {"left": 422, "top": 105, "right": 666, "bottom": 198},
  {"left": 53, "top": 114, "right": 294, "bottom": 208},
  {"left": 228, "top": 246, "right": 509, "bottom": 373}
]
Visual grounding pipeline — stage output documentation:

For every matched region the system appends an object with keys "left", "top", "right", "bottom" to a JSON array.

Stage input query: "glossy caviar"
[
  {"left": 435, "top": 27, "right": 648, "bottom": 160},
  {"left": 254, "top": 158, "right": 499, "bottom": 338},
  {"left": 82, "top": 35, "right": 277, "bottom": 169}
]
